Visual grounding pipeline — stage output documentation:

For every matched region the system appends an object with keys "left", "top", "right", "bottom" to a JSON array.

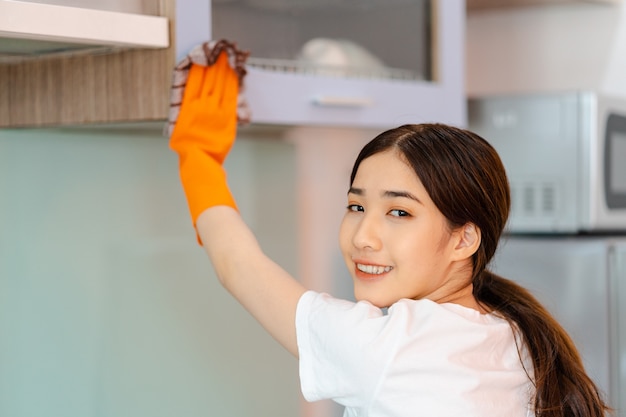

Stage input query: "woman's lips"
[{"left": 354, "top": 262, "right": 393, "bottom": 281}]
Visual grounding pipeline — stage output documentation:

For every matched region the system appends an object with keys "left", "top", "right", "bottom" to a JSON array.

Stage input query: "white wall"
[
  {"left": 0, "top": 125, "right": 300, "bottom": 417},
  {"left": 466, "top": 2, "right": 626, "bottom": 97}
]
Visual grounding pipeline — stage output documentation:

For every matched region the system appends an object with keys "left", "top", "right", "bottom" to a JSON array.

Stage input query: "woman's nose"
[{"left": 352, "top": 214, "right": 382, "bottom": 251}]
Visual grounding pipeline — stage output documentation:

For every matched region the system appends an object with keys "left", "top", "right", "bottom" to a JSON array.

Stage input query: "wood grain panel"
[{"left": 0, "top": 47, "right": 174, "bottom": 127}]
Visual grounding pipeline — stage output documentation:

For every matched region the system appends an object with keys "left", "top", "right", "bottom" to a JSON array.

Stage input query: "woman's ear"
[{"left": 452, "top": 223, "right": 481, "bottom": 261}]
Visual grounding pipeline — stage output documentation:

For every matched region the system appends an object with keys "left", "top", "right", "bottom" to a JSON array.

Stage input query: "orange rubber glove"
[{"left": 169, "top": 51, "right": 240, "bottom": 236}]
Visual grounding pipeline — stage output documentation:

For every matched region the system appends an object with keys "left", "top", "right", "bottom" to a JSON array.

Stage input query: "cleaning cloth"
[{"left": 167, "top": 39, "right": 251, "bottom": 137}]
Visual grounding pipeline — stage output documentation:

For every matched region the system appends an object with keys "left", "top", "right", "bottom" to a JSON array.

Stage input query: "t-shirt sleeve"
[{"left": 295, "top": 291, "right": 399, "bottom": 407}]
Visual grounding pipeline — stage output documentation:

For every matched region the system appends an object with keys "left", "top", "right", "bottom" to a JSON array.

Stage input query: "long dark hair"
[{"left": 350, "top": 124, "right": 611, "bottom": 417}]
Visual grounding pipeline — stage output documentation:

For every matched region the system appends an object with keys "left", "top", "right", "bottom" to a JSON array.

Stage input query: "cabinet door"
[
  {"left": 212, "top": 0, "right": 466, "bottom": 129},
  {"left": 0, "top": 0, "right": 174, "bottom": 128}
]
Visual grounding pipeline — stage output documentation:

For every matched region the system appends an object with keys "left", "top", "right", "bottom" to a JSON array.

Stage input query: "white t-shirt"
[{"left": 296, "top": 291, "right": 535, "bottom": 417}]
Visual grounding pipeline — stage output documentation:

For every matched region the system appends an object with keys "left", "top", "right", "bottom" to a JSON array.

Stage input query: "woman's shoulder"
[
  {"left": 390, "top": 297, "right": 508, "bottom": 326},
  {"left": 298, "top": 291, "right": 510, "bottom": 337}
]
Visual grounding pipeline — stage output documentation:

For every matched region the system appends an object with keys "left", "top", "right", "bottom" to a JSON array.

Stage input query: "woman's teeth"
[{"left": 356, "top": 264, "right": 393, "bottom": 275}]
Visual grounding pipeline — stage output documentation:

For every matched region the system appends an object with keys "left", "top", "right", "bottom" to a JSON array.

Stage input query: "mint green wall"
[{"left": 0, "top": 125, "right": 300, "bottom": 417}]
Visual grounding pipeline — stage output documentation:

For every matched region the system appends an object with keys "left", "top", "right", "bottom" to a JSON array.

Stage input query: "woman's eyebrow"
[
  {"left": 347, "top": 186, "right": 363, "bottom": 195},
  {"left": 348, "top": 187, "right": 422, "bottom": 204},
  {"left": 383, "top": 190, "right": 422, "bottom": 204}
]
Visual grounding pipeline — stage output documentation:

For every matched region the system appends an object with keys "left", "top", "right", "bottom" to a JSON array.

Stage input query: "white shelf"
[{"left": 0, "top": 0, "right": 169, "bottom": 59}]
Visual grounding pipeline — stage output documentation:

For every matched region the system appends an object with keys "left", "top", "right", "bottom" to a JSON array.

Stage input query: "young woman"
[{"left": 170, "top": 51, "right": 611, "bottom": 417}]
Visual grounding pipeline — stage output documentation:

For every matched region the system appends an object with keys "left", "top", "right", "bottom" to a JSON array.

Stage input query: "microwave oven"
[{"left": 468, "top": 91, "right": 626, "bottom": 233}]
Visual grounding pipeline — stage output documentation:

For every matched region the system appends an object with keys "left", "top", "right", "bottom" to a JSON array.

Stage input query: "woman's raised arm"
[
  {"left": 169, "top": 49, "right": 306, "bottom": 357},
  {"left": 196, "top": 206, "right": 306, "bottom": 357}
]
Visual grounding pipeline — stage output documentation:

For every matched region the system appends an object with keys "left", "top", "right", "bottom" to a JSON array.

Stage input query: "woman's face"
[{"left": 339, "top": 150, "right": 468, "bottom": 308}]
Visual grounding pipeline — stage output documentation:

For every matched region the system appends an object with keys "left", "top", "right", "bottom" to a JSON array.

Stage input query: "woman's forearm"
[{"left": 196, "top": 206, "right": 306, "bottom": 357}]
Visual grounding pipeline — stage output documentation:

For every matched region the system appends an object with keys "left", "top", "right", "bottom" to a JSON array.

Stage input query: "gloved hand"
[{"left": 170, "top": 51, "right": 240, "bottom": 233}]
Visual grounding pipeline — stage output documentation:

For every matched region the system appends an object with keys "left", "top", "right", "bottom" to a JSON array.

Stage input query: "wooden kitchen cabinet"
[
  {"left": 0, "top": 0, "right": 465, "bottom": 129},
  {"left": 0, "top": 0, "right": 175, "bottom": 127}
]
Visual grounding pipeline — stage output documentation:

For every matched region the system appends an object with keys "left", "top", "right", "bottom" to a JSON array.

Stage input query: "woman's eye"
[
  {"left": 389, "top": 209, "right": 410, "bottom": 217},
  {"left": 347, "top": 204, "right": 364, "bottom": 212}
]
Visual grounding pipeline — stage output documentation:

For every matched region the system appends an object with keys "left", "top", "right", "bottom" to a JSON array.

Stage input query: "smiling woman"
[
  {"left": 169, "top": 54, "right": 611, "bottom": 417},
  {"left": 339, "top": 149, "right": 480, "bottom": 311}
]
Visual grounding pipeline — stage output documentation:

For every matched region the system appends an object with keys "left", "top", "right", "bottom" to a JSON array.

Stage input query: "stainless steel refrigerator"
[
  {"left": 491, "top": 235, "right": 626, "bottom": 416},
  {"left": 469, "top": 92, "right": 626, "bottom": 416}
]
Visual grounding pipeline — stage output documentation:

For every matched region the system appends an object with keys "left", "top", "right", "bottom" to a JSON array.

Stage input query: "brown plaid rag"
[{"left": 166, "top": 39, "right": 251, "bottom": 137}]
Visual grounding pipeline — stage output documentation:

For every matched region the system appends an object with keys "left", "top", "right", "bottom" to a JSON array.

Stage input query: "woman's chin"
[{"left": 353, "top": 290, "right": 393, "bottom": 309}]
